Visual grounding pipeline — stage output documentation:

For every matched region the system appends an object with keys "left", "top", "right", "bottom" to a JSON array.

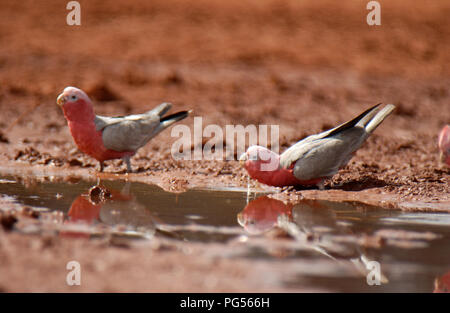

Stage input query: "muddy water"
[
  {"left": 1, "top": 176, "right": 450, "bottom": 292},
  {"left": 0, "top": 176, "right": 257, "bottom": 242}
]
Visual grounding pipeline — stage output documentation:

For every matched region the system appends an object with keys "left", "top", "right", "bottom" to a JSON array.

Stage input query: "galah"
[
  {"left": 57, "top": 87, "right": 191, "bottom": 172},
  {"left": 240, "top": 103, "right": 396, "bottom": 188},
  {"left": 438, "top": 125, "right": 450, "bottom": 166},
  {"left": 434, "top": 272, "right": 450, "bottom": 293}
]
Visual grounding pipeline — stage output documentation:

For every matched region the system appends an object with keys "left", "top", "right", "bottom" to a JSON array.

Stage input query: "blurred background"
[{"left": 0, "top": 0, "right": 448, "bottom": 157}]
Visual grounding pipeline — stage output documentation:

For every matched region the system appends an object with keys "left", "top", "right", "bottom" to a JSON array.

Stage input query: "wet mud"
[{"left": 1, "top": 176, "right": 450, "bottom": 292}]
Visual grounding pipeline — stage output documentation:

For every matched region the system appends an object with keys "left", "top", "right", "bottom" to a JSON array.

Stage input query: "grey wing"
[
  {"left": 101, "top": 114, "right": 161, "bottom": 152},
  {"left": 279, "top": 134, "right": 323, "bottom": 168},
  {"left": 280, "top": 127, "right": 366, "bottom": 181},
  {"left": 94, "top": 102, "right": 189, "bottom": 152},
  {"left": 94, "top": 103, "right": 172, "bottom": 132},
  {"left": 94, "top": 115, "right": 124, "bottom": 131}
]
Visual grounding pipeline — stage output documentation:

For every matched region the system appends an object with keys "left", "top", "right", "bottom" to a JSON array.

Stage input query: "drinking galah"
[{"left": 240, "top": 103, "right": 395, "bottom": 188}]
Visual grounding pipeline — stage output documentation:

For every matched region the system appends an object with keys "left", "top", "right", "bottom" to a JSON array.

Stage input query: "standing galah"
[
  {"left": 438, "top": 125, "right": 450, "bottom": 166},
  {"left": 240, "top": 103, "right": 395, "bottom": 188},
  {"left": 57, "top": 87, "right": 191, "bottom": 172}
]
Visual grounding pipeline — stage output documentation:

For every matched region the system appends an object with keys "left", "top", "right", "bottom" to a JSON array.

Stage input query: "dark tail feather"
[
  {"left": 160, "top": 110, "right": 191, "bottom": 123},
  {"left": 324, "top": 103, "right": 382, "bottom": 138},
  {"left": 159, "top": 110, "right": 192, "bottom": 129}
]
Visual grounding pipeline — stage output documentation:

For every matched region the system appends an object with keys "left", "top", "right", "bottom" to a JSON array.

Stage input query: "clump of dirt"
[
  {"left": 0, "top": 131, "right": 9, "bottom": 144},
  {"left": 0, "top": 211, "right": 18, "bottom": 231},
  {"left": 21, "top": 206, "right": 40, "bottom": 219},
  {"left": 86, "top": 83, "right": 121, "bottom": 102},
  {"left": 14, "top": 147, "right": 64, "bottom": 167},
  {"left": 68, "top": 158, "right": 83, "bottom": 167},
  {"left": 163, "top": 70, "right": 184, "bottom": 86}
]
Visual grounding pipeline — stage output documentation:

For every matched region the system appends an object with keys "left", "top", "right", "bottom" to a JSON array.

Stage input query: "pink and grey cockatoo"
[
  {"left": 57, "top": 87, "right": 191, "bottom": 172},
  {"left": 240, "top": 103, "right": 396, "bottom": 188},
  {"left": 438, "top": 125, "right": 450, "bottom": 166}
]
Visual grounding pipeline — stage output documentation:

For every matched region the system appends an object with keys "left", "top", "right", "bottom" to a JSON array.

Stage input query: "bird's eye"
[
  {"left": 249, "top": 153, "right": 258, "bottom": 161},
  {"left": 70, "top": 95, "right": 77, "bottom": 101}
]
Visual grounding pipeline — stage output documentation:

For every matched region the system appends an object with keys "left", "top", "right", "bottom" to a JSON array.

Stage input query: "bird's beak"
[
  {"left": 239, "top": 153, "right": 248, "bottom": 166},
  {"left": 237, "top": 212, "right": 245, "bottom": 227},
  {"left": 56, "top": 93, "right": 65, "bottom": 106}
]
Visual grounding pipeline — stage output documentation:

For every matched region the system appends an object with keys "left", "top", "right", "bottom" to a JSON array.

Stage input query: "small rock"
[
  {"left": 68, "top": 159, "right": 83, "bottom": 167},
  {"left": 0, "top": 131, "right": 9, "bottom": 144},
  {"left": 86, "top": 83, "right": 120, "bottom": 102},
  {"left": 21, "top": 206, "right": 40, "bottom": 219},
  {"left": 1, "top": 212, "right": 18, "bottom": 231}
]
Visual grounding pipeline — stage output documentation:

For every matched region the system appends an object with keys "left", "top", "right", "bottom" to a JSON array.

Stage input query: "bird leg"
[
  {"left": 317, "top": 181, "right": 325, "bottom": 190},
  {"left": 124, "top": 156, "right": 132, "bottom": 173},
  {"left": 281, "top": 186, "right": 296, "bottom": 193},
  {"left": 121, "top": 181, "right": 131, "bottom": 195},
  {"left": 99, "top": 161, "right": 104, "bottom": 172}
]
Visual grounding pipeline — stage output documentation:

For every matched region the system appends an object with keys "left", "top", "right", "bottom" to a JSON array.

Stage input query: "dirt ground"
[{"left": 0, "top": 0, "right": 449, "bottom": 292}]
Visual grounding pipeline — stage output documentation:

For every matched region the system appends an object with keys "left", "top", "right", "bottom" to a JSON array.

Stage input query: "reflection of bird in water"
[
  {"left": 290, "top": 200, "right": 388, "bottom": 284},
  {"left": 237, "top": 196, "right": 339, "bottom": 237},
  {"left": 67, "top": 193, "right": 103, "bottom": 223},
  {"left": 434, "top": 272, "right": 450, "bottom": 293},
  {"left": 237, "top": 195, "right": 388, "bottom": 284},
  {"left": 237, "top": 196, "right": 293, "bottom": 234},
  {"left": 60, "top": 181, "right": 157, "bottom": 238},
  {"left": 59, "top": 194, "right": 102, "bottom": 239},
  {"left": 97, "top": 183, "right": 156, "bottom": 230}
]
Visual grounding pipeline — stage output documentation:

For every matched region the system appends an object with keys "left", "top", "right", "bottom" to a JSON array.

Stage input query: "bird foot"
[
  {"left": 280, "top": 186, "right": 296, "bottom": 193},
  {"left": 317, "top": 181, "right": 325, "bottom": 190}
]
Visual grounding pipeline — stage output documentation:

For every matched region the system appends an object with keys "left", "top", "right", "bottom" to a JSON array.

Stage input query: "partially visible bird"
[
  {"left": 434, "top": 271, "right": 450, "bottom": 293},
  {"left": 240, "top": 103, "right": 396, "bottom": 188},
  {"left": 57, "top": 86, "right": 191, "bottom": 172},
  {"left": 438, "top": 125, "right": 450, "bottom": 166}
]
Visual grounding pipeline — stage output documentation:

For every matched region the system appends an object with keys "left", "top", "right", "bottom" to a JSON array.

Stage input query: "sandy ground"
[
  {"left": 0, "top": 0, "right": 449, "bottom": 292},
  {"left": 0, "top": 230, "right": 305, "bottom": 292}
]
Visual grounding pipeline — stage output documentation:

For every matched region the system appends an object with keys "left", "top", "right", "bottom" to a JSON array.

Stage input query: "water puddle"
[
  {"left": 0, "top": 176, "right": 257, "bottom": 242},
  {"left": 1, "top": 175, "right": 449, "bottom": 292}
]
